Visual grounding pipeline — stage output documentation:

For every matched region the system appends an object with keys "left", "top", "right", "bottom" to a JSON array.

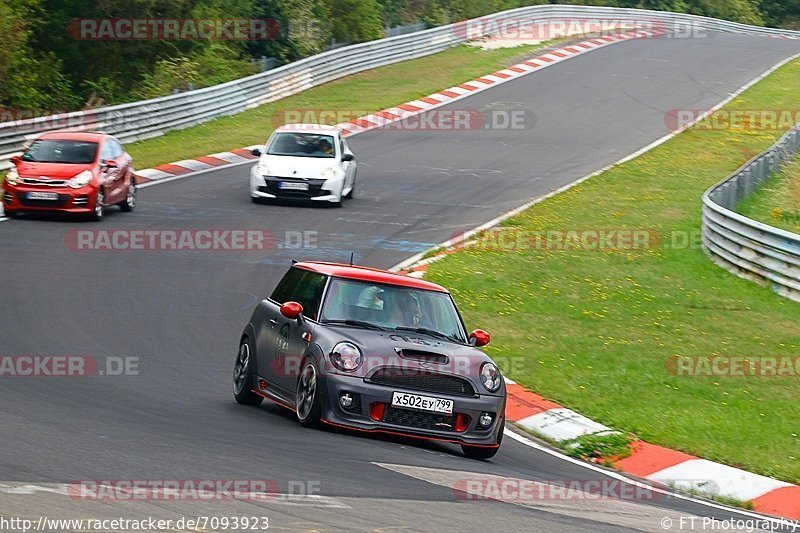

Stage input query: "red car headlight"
[
  {"left": 67, "top": 170, "right": 93, "bottom": 189},
  {"left": 5, "top": 168, "right": 20, "bottom": 186}
]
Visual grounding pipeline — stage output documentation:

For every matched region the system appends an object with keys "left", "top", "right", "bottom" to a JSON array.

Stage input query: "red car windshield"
[
  {"left": 320, "top": 278, "right": 467, "bottom": 343},
  {"left": 21, "top": 139, "right": 98, "bottom": 164}
]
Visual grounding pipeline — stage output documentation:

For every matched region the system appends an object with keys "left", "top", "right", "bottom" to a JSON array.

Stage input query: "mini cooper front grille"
[
  {"left": 382, "top": 406, "right": 455, "bottom": 431},
  {"left": 368, "top": 367, "right": 476, "bottom": 397}
]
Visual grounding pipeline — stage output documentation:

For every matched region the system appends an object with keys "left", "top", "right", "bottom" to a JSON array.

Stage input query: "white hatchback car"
[{"left": 249, "top": 124, "right": 357, "bottom": 206}]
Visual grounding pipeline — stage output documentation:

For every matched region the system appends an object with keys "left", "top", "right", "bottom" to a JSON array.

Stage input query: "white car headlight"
[
  {"left": 320, "top": 167, "right": 336, "bottom": 180},
  {"left": 5, "top": 167, "right": 20, "bottom": 185},
  {"left": 480, "top": 362, "right": 502, "bottom": 392},
  {"left": 257, "top": 161, "right": 271, "bottom": 176},
  {"left": 67, "top": 170, "right": 93, "bottom": 189},
  {"left": 330, "top": 342, "right": 362, "bottom": 372}
]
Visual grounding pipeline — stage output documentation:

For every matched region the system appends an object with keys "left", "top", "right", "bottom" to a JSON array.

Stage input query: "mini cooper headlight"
[
  {"left": 480, "top": 362, "right": 501, "bottom": 392},
  {"left": 67, "top": 170, "right": 93, "bottom": 189},
  {"left": 320, "top": 167, "right": 335, "bottom": 180},
  {"left": 330, "top": 342, "right": 362, "bottom": 372},
  {"left": 5, "top": 167, "right": 20, "bottom": 185}
]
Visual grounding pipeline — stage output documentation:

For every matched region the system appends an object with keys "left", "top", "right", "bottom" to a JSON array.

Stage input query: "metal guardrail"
[
  {"left": 702, "top": 127, "right": 800, "bottom": 302},
  {"left": 1, "top": 4, "right": 799, "bottom": 171}
]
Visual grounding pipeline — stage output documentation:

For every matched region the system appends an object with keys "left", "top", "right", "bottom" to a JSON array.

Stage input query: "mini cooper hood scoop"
[{"left": 394, "top": 347, "right": 449, "bottom": 365}]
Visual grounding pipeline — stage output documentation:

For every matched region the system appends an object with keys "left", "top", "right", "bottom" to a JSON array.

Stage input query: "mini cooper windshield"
[{"left": 320, "top": 278, "right": 468, "bottom": 343}]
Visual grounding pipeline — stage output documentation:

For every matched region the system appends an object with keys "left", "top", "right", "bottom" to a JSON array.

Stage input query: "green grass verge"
[
  {"left": 126, "top": 43, "right": 557, "bottom": 171},
  {"left": 737, "top": 154, "right": 800, "bottom": 233},
  {"left": 425, "top": 58, "right": 800, "bottom": 484},
  {"left": 564, "top": 432, "right": 635, "bottom": 464}
]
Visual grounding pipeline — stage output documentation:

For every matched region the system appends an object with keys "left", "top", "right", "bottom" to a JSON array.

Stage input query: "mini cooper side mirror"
[
  {"left": 341, "top": 153, "right": 354, "bottom": 162},
  {"left": 469, "top": 329, "right": 490, "bottom": 347},
  {"left": 280, "top": 301, "right": 303, "bottom": 320},
  {"left": 251, "top": 148, "right": 262, "bottom": 157}
]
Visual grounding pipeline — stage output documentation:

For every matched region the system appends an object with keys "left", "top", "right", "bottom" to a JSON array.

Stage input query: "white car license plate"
[
  {"left": 278, "top": 181, "right": 309, "bottom": 191},
  {"left": 26, "top": 191, "right": 59, "bottom": 200},
  {"left": 392, "top": 392, "right": 453, "bottom": 414}
]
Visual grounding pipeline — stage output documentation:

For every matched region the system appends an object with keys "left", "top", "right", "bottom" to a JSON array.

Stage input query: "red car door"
[{"left": 113, "top": 139, "right": 134, "bottom": 197}]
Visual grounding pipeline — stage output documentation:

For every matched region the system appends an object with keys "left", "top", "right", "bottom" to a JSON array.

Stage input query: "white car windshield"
[
  {"left": 267, "top": 133, "right": 335, "bottom": 158},
  {"left": 320, "top": 278, "right": 468, "bottom": 343}
]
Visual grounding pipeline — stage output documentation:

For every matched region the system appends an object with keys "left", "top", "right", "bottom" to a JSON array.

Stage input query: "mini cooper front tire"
[
  {"left": 296, "top": 358, "right": 322, "bottom": 427},
  {"left": 233, "top": 337, "right": 263, "bottom": 406}
]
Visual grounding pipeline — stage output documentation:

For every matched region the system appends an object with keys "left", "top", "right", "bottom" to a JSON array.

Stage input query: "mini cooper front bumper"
[{"left": 316, "top": 370, "right": 506, "bottom": 447}]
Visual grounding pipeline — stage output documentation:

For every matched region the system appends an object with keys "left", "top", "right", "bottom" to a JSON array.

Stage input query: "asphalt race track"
[{"left": 2, "top": 33, "right": 799, "bottom": 531}]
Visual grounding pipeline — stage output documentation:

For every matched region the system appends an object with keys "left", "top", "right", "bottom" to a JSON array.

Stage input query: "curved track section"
[{"left": 2, "top": 33, "right": 799, "bottom": 531}]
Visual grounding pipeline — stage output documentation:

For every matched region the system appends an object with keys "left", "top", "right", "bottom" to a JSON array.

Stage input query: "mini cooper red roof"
[
  {"left": 294, "top": 261, "right": 449, "bottom": 293},
  {"left": 37, "top": 131, "right": 110, "bottom": 142}
]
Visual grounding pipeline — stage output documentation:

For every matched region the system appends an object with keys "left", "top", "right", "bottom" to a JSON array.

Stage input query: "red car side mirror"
[
  {"left": 470, "top": 329, "right": 490, "bottom": 347},
  {"left": 280, "top": 301, "right": 303, "bottom": 319},
  {"left": 10, "top": 155, "right": 21, "bottom": 165}
]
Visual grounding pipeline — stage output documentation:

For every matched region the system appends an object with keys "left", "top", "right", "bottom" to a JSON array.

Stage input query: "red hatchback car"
[{"left": 3, "top": 132, "right": 136, "bottom": 221}]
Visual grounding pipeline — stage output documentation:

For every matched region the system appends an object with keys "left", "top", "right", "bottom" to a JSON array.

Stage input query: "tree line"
[{"left": 1, "top": 0, "right": 797, "bottom": 113}]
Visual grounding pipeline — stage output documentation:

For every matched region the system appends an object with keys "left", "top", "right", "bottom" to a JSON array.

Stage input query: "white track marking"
[
  {"left": 372, "top": 463, "right": 740, "bottom": 532},
  {"left": 0, "top": 482, "right": 349, "bottom": 508},
  {"left": 647, "top": 460, "right": 793, "bottom": 502},
  {"left": 516, "top": 408, "right": 614, "bottom": 441},
  {"left": 503, "top": 429, "right": 799, "bottom": 529}
]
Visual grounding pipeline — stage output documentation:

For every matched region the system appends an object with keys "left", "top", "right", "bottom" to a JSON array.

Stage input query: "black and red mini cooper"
[{"left": 233, "top": 261, "right": 506, "bottom": 459}]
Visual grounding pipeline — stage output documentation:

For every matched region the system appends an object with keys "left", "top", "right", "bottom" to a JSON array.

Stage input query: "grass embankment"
[
  {"left": 424, "top": 59, "right": 800, "bottom": 484},
  {"left": 738, "top": 155, "right": 800, "bottom": 233}
]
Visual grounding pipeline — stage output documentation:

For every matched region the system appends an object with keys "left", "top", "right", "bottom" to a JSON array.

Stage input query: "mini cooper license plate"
[
  {"left": 278, "top": 181, "right": 309, "bottom": 191},
  {"left": 392, "top": 392, "right": 453, "bottom": 414},
  {"left": 26, "top": 191, "right": 59, "bottom": 200}
]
